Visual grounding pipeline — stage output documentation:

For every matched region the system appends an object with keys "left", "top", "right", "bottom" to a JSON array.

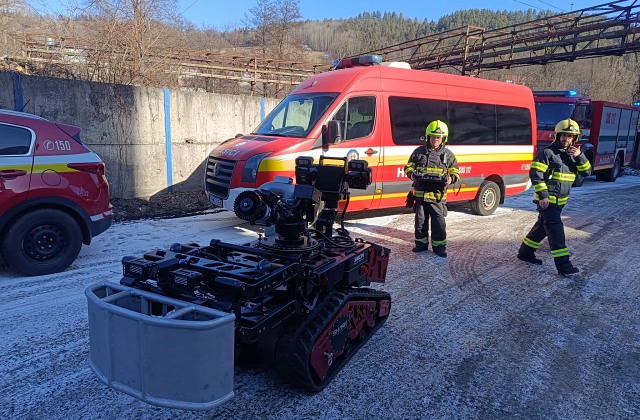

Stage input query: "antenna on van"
[
  {"left": 18, "top": 99, "right": 30, "bottom": 112},
  {"left": 330, "top": 56, "right": 347, "bottom": 71}
]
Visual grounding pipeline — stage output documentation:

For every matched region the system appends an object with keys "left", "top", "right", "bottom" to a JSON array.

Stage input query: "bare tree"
[
  {"left": 1, "top": 0, "right": 28, "bottom": 13},
  {"left": 273, "top": 0, "right": 302, "bottom": 59},
  {"left": 629, "top": 53, "right": 640, "bottom": 103},
  {"left": 1, "top": 0, "right": 30, "bottom": 57},
  {"left": 82, "top": 0, "right": 179, "bottom": 25},
  {"left": 246, "top": 0, "right": 302, "bottom": 57},
  {"left": 245, "top": 0, "right": 277, "bottom": 56},
  {"left": 245, "top": 0, "right": 303, "bottom": 96},
  {"left": 79, "top": 0, "right": 183, "bottom": 85}
]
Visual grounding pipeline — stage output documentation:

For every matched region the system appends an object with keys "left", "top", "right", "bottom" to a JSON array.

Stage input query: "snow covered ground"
[{"left": 2, "top": 171, "right": 640, "bottom": 419}]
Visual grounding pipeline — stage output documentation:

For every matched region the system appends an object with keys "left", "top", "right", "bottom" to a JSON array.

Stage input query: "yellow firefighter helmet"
[
  {"left": 554, "top": 118, "right": 581, "bottom": 143},
  {"left": 425, "top": 120, "right": 449, "bottom": 143}
]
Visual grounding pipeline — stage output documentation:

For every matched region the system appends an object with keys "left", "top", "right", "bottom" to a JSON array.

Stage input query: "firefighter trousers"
[
  {"left": 414, "top": 199, "right": 447, "bottom": 249},
  {"left": 519, "top": 203, "right": 573, "bottom": 270}
]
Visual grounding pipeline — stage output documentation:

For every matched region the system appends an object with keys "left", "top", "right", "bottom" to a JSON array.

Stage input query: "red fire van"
[{"left": 205, "top": 55, "right": 536, "bottom": 216}]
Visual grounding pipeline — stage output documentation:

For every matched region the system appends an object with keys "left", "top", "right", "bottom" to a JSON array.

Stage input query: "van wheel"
[
  {"left": 1, "top": 209, "right": 82, "bottom": 276},
  {"left": 604, "top": 155, "right": 621, "bottom": 182},
  {"left": 470, "top": 181, "right": 500, "bottom": 216}
]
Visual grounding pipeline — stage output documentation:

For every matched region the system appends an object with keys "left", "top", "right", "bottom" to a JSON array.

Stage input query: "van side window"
[
  {"left": 496, "top": 106, "right": 533, "bottom": 145},
  {"left": 447, "top": 102, "right": 495, "bottom": 145},
  {"left": 389, "top": 96, "right": 532, "bottom": 146},
  {"left": 0, "top": 124, "right": 32, "bottom": 155},
  {"left": 389, "top": 97, "right": 447, "bottom": 144},
  {"left": 332, "top": 96, "right": 376, "bottom": 142}
]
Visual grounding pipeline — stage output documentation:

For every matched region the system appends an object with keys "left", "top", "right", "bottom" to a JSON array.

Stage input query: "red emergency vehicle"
[
  {"left": 534, "top": 90, "right": 640, "bottom": 185},
  {"left": 205, "top": 55, "right": 537, "bottom": 216},
  {"left": 0, "top": 109, "right": 113, "bottom": 276}
]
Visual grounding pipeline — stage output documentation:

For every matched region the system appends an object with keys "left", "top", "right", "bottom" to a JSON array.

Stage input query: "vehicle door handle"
[
  {"left": 0, "top": 169, "right": 28, "bottom": 179},
  {"left": 365, "top": 148, "right": 378, "bottom": 156}
]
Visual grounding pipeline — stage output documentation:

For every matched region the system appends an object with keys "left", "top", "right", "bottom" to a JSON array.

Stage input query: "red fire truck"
[{"left": 534, "top": 90, "right": 640, "bottom": 186}]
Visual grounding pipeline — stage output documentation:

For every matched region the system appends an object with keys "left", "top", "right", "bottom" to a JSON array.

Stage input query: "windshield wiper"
[{"left": 538, "top": 123, "right": 556, "bottom": 129}]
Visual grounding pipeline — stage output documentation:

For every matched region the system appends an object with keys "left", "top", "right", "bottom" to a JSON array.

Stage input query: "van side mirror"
[{"left": 322, "top": 120, "right": 342, "bottom": 150}]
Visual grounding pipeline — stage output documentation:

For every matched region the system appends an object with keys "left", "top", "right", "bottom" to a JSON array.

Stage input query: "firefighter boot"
[
  {"left": 555, "top": 256, "right": 579, "bottom": 275},
  {"left": 433, "top": 245, "right": 447, "bottom": 258},
  {"left": 517, "top": 243, "right": 542, "bottom": 265},
  {"left": 558, "top": 264, "right": 580, "bottom": 275},
  {"left": 412, "top": 242, "right": 428, "bottom": 253}
]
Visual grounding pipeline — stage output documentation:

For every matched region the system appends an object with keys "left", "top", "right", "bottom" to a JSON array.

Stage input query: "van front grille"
[{"left": 205, "top": 156, "right": 236, "bottom": 199}]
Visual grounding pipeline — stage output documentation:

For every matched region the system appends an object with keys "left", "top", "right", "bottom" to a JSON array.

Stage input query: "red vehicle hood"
[{"left": 210, "top": 134, "right": 309, "bottom": 160}]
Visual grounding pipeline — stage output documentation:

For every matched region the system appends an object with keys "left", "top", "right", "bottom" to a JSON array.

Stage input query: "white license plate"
[{"left": 210, "top": 196, "right": 223, "bottom": 207}]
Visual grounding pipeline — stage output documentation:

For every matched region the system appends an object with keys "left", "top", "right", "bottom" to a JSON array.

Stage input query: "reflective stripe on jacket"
[
  {"left": 530, "top": 142, "right": 591, "bottom": 203},
  {"left": 405, "top": 145, "right": 460, "bottom": 203}
]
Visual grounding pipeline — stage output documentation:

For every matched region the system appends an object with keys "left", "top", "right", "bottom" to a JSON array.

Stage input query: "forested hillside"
[
  {"left": 301, "top": 9, "right": 555, "bottom": 58},
  {"left": 1, "top": 0, "right": 639, "bottom": 102}
]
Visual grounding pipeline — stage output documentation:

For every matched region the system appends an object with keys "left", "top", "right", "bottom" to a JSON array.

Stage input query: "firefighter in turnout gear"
[
  {"left": 518, "top": 118, "right": 591, "bottom": 275},
  {"left": 405, "top": 120, "right": 460, "bottom": 257}
]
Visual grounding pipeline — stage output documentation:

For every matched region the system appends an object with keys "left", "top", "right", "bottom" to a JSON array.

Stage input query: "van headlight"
[{"left": 242, "top": 153, "right": 269, "bottom": 183}]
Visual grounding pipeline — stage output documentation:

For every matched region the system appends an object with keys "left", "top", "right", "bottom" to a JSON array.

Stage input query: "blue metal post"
[
  {"left": 13, "top": 73, "right": 24, "bottom": 111},
  {"left": 164, "top": 87, "right": 173, "bottom": 192}
]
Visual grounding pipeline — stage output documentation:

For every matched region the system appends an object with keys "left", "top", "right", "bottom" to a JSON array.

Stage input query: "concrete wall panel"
[
  {"left": 0, "top": 72, "right": 14, "bottom": 108},
  {"left": 1, "top": 71, "right": 281, "bottom": 198}
]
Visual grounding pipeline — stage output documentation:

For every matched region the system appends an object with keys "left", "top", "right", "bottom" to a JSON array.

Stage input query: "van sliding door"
[{"left": 324, "top": 95, "right": 381, "bottom": 210}]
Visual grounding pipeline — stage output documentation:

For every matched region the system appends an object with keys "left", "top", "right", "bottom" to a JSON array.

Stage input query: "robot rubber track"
[{"left": 277, "top": 288, "right": 391, "bottom": 392}]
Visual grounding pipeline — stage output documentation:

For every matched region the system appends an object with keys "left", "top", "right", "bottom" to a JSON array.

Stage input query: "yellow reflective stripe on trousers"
[
  {"left": 523, "top": 237, "right": 540, "bottom": 249},
  {"left": 424, "top": 191, "right": 446, "bottom": 201},
  {"left": 414, "top": 190, "right": 446, "bottom": 201},
  {"left": 531, "top": 161, "right": 548, "bottom": 171},
  {"left": 551, "top": 247, "right": 570, "bottom": 258},
  {"left": 432, "top": 239, "right": 447, "bottom": 246},
  {"left": 550, "top": 172, "right": 576, "bottom": 182},
  {"left": 416, "top": 237, "right": 428, "bottom": 244},
  {"left": 548, "top": 195, "right": 569, "bottom": 205}
]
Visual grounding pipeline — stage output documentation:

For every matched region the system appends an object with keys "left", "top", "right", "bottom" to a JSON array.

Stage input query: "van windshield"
[
  {"left": 254, "top": 93, "right": 339, "bottom": 138},
  {"left": 535, "top": 102, "right": 575, "bottom": 129}
]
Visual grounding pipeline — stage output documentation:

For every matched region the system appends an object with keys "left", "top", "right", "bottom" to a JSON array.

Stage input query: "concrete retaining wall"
[{"left": 0, "top": 71, "right": 279, "bottom": 198}]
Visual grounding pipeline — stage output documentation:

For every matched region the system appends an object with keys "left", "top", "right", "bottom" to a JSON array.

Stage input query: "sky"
[{"left": 34, "top": 0, "right": 615, "bottom": 30}]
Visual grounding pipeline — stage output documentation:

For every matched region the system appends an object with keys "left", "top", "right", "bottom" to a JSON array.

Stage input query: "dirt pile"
[{"left": 110, "top": 190, "right": 214, "bottom": 221}]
